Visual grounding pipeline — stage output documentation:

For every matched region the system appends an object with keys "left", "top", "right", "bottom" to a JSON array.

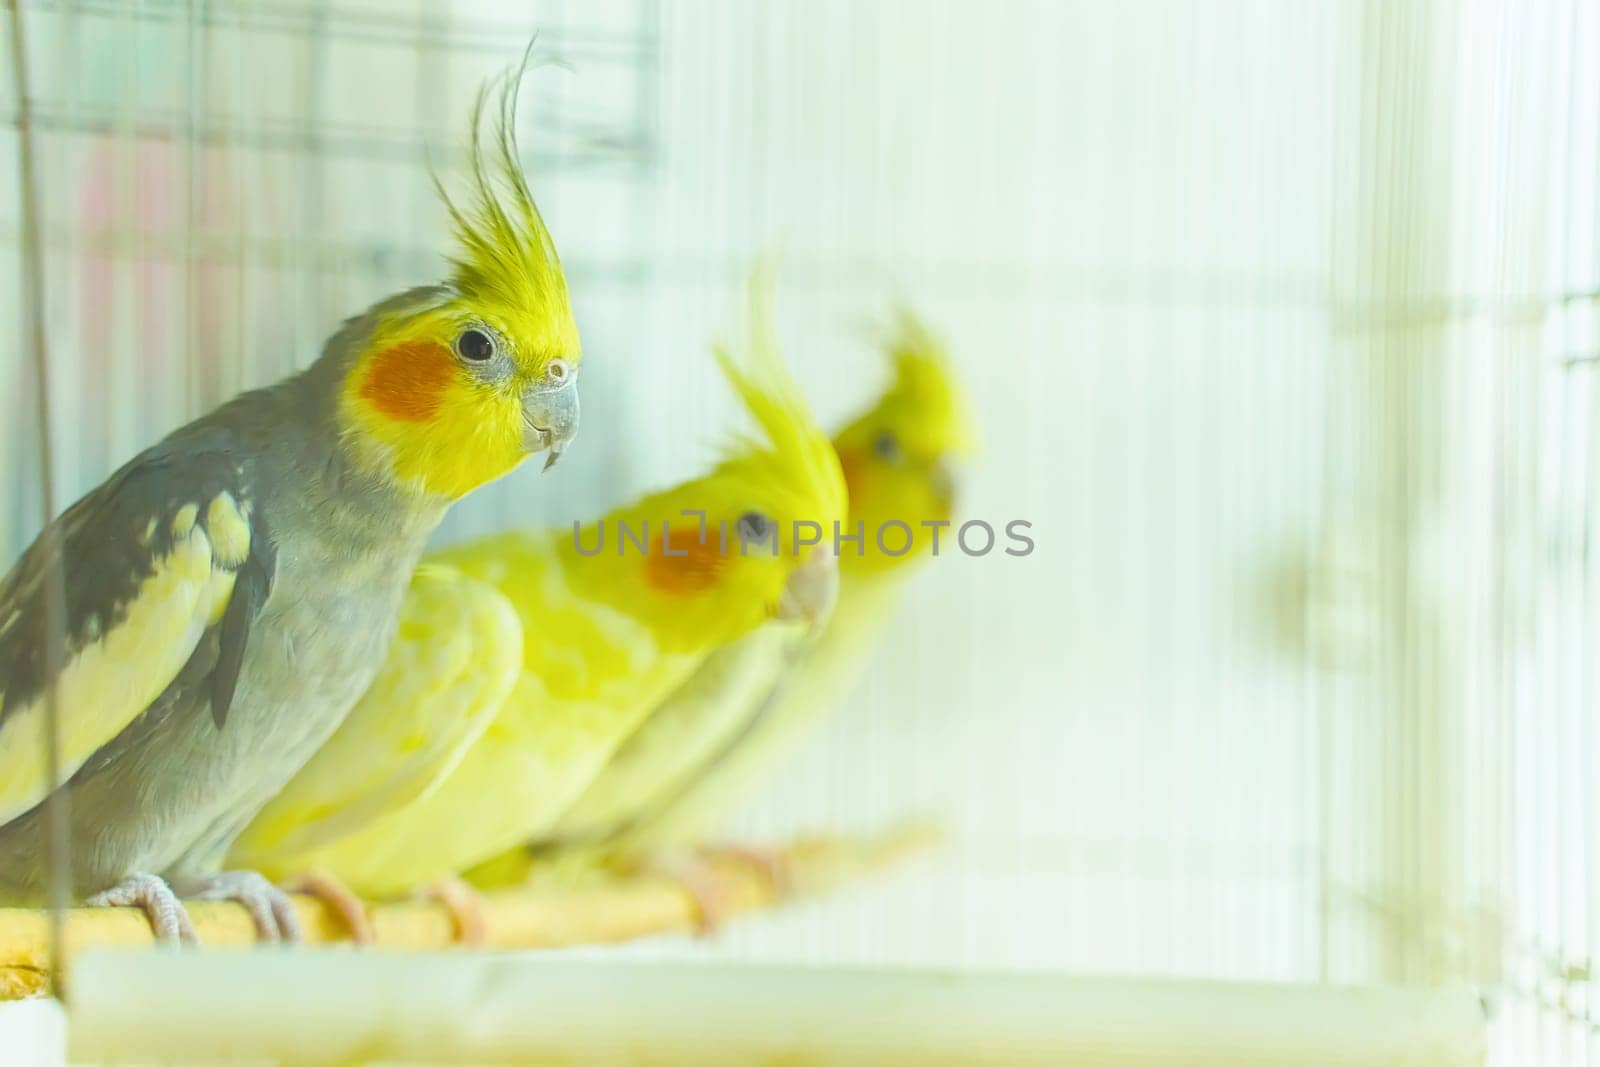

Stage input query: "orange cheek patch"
[
  {"left": 360, "top": 340, "right": 456, "bottom": 421},
  {"left": 643, "top": 523, "right": 729, "bottom": 596}
]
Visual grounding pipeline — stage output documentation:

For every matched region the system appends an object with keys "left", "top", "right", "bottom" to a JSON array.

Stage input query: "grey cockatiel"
[{"left": 0, "top": 69, "right": 581, "bottom": 942}]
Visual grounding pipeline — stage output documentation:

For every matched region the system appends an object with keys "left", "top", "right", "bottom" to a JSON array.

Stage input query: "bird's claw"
[
  {"left": 418, "top": 877, "right": 488, "bottom": 946},
  {"left": 86, "top": 872, "right": 199, "bottom": 945},
  {"left": 640, "top": 844, "right": 795, "bottom": 937},
  {"left": 180, "top": 870, "right": 302, "bottom": 943},
  {"left": 285, "top": 869, "right": 374, "bottom": 945},
  {"left": 702, "top": 843, "right": 795, "bottom": 898},
  {"left": 639, "top": 850, "right": 738, "bottom": 937}
]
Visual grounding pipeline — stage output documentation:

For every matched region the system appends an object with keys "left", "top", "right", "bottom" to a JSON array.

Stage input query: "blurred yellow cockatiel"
[
  {"left": 471, "top": 312, "right": 976, "bottom": 916},
  {"left": 229, "top": 279, "right": 846, "bottom": 934}
]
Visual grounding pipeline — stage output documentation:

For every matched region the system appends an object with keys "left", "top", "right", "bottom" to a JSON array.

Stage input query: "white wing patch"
[
  {"left": 205, "top": 492, "right": 251, "bottom": 569},
  {"left": 230, "top": 564, "right": 523, "bottom": 875},
  {"left": 0, "top": 505, "right": 241, "bottom": 826}
]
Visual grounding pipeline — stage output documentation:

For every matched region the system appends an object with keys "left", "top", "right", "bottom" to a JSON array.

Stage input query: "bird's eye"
[
  {"left": 546, "top": 358, "right": 570, "bottom": 384},
  {"left": 873, "top": 431, "right": 902, "bottom": 462},
  {"left": 736, "top": 511, "right": 773, "bottom": 543},
  {"left": 456, "top": 328, "right": 496, "bottom": 362}
]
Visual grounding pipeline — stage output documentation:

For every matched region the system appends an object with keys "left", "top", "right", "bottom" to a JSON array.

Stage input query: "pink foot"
[
  {"left": 640, "top": 851, "right": 738, "bottom": 936},
  {"left": 86, "top": 872, "right": 198, "bottom": 945},
  {"left": 705, "top": 843, "right": 794, "bottom": 898},
  {"left": 285, "top": 869, "right": 373, "bottom": 945},
  {"left": 418, "top": 877, "right": 487, "bottom": 946}
]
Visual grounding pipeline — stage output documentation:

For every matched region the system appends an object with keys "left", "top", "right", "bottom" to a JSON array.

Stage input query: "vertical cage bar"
[{"left": 4, "top": 0, "right": 71, "bottom": 985}]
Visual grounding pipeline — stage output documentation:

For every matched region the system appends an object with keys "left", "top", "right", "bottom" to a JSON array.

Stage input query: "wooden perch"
[{"left": 0, "top": 820, "right": 940, "bottom": 1000}]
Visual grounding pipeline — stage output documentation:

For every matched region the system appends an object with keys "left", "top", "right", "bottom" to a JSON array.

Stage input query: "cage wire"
[{"left": 0, "top": 0, "right": 1597, "bottom": 1063}]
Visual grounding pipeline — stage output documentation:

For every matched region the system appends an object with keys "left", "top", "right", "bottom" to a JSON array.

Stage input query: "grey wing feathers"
[
  {"left": 0, "top": 429, "right": 276, "bottom": 734},
  {"left": 207, "top": 508, "right": 274, "bottom": 729}
]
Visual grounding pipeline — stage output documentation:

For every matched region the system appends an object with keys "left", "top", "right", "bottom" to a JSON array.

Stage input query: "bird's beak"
[
  {"left": 524, "top": 374, "right": 580, "bottom": 471},
  {"left": 929, "top": 457, "right": 959, "bottom": 515},
  {"left": 776, "top": 546, "right": 839, "bottom": 633}
]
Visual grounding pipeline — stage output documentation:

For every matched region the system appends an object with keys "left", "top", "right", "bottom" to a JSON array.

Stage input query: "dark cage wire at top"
[{"left": 0, "top": 1, "right": 1597, "bottom": 1065}]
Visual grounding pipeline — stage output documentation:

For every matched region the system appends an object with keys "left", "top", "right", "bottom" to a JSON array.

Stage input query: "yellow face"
[
  {"left": 563, "top": 284, "right": 847, "bottom": 652},
  {"left": 620, "top": 457, "right": 843, "bottom": 650},
  {"left": 337, "top": 60, "right": 582, "bottom": 500},
  {"left": 833, "top": 418, "right": 955, "bottom": 573},
  {"left": 339, "top": 295, "right": 580, "bottom": 500},
  {"left": 830, "top": 318, "right": 976, "bottom": 575}
]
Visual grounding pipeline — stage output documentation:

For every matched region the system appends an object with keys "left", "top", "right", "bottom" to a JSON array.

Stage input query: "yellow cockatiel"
[
  {"left": 472, "top": 313, "right": 977, "bottom": 906},
  {"left": 230, "top": 286, "right": 845, "bottom": 911}
]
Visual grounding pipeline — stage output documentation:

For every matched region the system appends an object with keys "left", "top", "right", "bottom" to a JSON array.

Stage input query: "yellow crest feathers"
[
  {"left": 713, "top": 263, "right": 848, "bottom": 526},
  {"left": 881, "top": 308, "right": 979, "bottom": 457},
  {"left": 432, "top": 46, "right": 571, "bottom": 322}
]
